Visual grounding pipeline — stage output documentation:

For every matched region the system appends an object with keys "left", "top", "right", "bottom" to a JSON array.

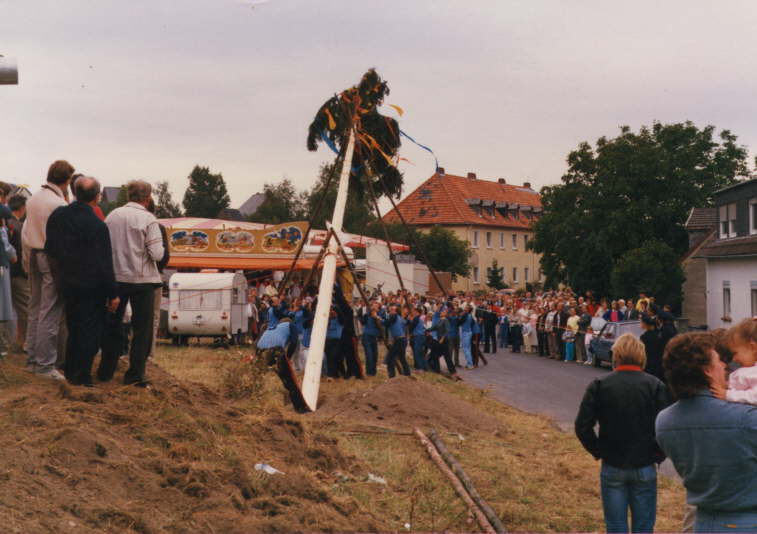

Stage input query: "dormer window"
[
  {"left": 750, "top": 198, "right": 757, "bottom": 235},
  {"left": 719, "top": 203, "right": 737, "bottom": 239}
]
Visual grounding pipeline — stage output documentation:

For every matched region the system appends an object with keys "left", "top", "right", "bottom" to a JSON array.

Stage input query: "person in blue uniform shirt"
[{"left": 383, "top": 304, "right": 411, "bottom": 378}]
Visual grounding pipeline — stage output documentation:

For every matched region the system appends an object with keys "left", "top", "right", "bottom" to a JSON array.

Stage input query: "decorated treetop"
[{"left": 306, "top": 69, "right": 403, "bottom": 199}]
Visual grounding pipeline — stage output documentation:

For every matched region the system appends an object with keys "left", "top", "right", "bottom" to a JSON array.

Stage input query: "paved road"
[{"left": 460, "top": 347, "right": 608, "bottom": 431}]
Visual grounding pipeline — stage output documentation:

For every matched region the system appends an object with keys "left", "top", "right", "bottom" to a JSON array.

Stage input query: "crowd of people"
[
  {"left": 246, "top": 279, "right": 678, "bottom": 387},
  {"left": 0, "top": 160, "right": 169, "bottom": 387}
]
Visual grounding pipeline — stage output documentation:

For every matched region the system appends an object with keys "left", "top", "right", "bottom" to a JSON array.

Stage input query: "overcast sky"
[{"left": 2, "top": 0, "right": 757, "bottom": 211}]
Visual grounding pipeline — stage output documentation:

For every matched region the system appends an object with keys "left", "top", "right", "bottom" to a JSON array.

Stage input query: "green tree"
[
  {"left": 153, "top": 180, "right": 182, "bottom": 218},
  {"left": 304, "top": 163, "right": 377, "bottom": 233},
  {"left": 182, "top": 165, "right": 230, "bottom": 218},
  {"left": 248, "top": 179, "right": 307, "bottom": 224},
  {"left": 417, "top": 226, "right": 472, "bottom": 280},
  {"left": 364, "top": 223, "right": 470, "bottom": 279},
  {"left": 486, "top": 259, "right": 507, "bottom": 290},
  {"left": 530, "top": 121, "right": 749, "bottom": 296},
  {"left": 611, "top": 240, "right": 685, "bottom": 312},
  {"left": 100, "top": 184, "right": 128, "bottom": 216}
]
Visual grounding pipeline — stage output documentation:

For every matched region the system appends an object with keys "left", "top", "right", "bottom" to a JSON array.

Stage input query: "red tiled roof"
[{"left": 383, "top": 173, "right": 542, "bottom": 229}]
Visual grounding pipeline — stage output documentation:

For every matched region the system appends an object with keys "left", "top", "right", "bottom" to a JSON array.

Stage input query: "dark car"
[{"left": 590, "top": 320, "right": 643, "bottom": 368}]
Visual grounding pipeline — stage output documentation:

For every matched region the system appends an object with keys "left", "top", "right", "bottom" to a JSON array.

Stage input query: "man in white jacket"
[{"left": 97, "top": 180, "right": 165, "bottom": 387}]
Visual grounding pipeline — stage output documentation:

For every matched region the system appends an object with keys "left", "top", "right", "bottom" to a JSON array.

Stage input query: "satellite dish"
[{"left": 0, "top": 56, "right": 19, "bottom": 85}]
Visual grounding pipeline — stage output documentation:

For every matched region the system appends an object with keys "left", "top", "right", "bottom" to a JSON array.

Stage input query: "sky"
[{"left": 2, "top": 0, "right": 757, "bottom": 212}]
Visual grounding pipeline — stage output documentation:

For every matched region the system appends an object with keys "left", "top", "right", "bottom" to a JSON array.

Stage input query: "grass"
[{"left": 153, "top": 340, "right": 686, "bottom": 533}]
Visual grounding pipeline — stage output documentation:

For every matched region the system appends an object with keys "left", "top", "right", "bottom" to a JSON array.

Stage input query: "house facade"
[
  {"left": 383, "top": 169, "right": 542, "bottom": 292},
  {"left": 693, "top": 178, "right": 757, "bottom": 328}
]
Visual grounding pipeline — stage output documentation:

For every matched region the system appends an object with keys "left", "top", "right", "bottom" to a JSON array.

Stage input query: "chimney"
[
  {"left": 523, "top": 181, "right": 532, "bottom": 189},
  {"left": 467, "top": 172, "right": 477, "bottom": 180},
  {"left": 498, "top": 178, "right": 506, "bottom": 185},
  {"left": 437, "top": 167, "right": 445, "bottom": 175}
]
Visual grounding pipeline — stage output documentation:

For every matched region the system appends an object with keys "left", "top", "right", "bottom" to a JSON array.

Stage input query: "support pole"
[
  {"left": 414, "top": 428, "right": 497, "bottom": 534},
  {"left": 429, "top": 430, "right": 507, "bottom": 533},
  {"left": 301, "top": 129, "right": 355, "bottom": 411},
  {"left": 364, "top": 175, "right": 406, "bottom": 293}
]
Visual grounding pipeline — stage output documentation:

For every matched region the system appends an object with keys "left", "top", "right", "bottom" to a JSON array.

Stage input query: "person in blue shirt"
[
  {"left": 325, "top": 306, "right": 344, "bottom": 378},
  {"left": 447, "top": 307, "right": 461, "bottom": 368},
  {"left": 292, "top": 299, "right": 311, "bottom": 371},
  {"left": 472, "top": 312, "right": 488, "bottom": 367},
  {"left": 383, "top": 304, "right": 410, "bottom": 378},
  {"left": 459, "top": 306, "right": 475, "bottom": 369},
  {"left": 656, "top": 331, "right": 757, "bottom": 533},
  {"left": 359, "top": 301, "right": 382, "bottom": 376},
  {"left": 265, "top": 295, "right": 288, "bottom": 330},
  {"left": 409, "top": 307, "right": 428, "bottom": 371},
  {"left": 256, "top": 318, "right": 307, "bottom": 413}
]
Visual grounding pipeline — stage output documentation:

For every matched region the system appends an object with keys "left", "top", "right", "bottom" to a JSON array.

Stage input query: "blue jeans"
[
  {"left": 412, "top": 335, "right": 427, "bottom": 370},
  {"left": 695, "top": 510, "right": 757, "bottom": 533},
  {"left": 600, "top": 462, "right": 657, "bottom": 533},
  {"left": 565, "top": 341, "right": 575, "bottom": 361},
  {"left": 362, "top": 334, "right": 378, "bottom": 376},
  {"left": 461, "top": 331, "right": 473, "bottom": 367}
]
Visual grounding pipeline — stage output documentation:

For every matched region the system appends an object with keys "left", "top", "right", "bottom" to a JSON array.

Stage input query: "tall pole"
[{"left": 301, "top": 129, "right": 355, "bottom": 411}]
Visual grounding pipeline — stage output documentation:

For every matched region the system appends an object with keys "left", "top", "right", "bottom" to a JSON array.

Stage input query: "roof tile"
[{"left": 384, "top": 173, "right": 541, "bottom": 229}]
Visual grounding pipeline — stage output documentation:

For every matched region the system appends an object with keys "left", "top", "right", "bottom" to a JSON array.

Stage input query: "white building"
[{"left": 693, "top": 178, "right": 757, "bottom": 329}]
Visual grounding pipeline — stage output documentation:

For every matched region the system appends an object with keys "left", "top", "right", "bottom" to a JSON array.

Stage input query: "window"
[
  {"left": 486, "top": 231, "right": 492, "bottom": 248},
  {"left": 723, "top": 282, "right": 731, "bottom": 319},
  {"left": 512, "top": 267, "right": 518, "bottom": 282},
  {"left": 719, "top": 203, "right": 737, "bottom": 239},
  {"left": 524, "top": 267, "right": 529, "bottom": 282},
  {"left": 512, "top": 233, "right": 518, "bottom": 250},
  {"left": 179, "top": 290, "right": 222, "bottom": 311},
  {"left": 499, "top": 232, "right": 505, "bottom": 249},
  {"left": 473, "top": 266, "right": 480, "bottom": 284},
  {"left": 751, "top": 199, "right": 757, "bottom": 235},
  {"left": 472, "top": 230, "right": 479, "bottom": 248},
  {"left": 752, "top": 287, "right": 757, "bottom": 317},
  {"left": 524, "top": 234, "right": 529, "bottom": 249}
]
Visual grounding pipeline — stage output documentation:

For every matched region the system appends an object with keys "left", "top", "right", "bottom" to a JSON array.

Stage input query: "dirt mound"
[
  {"left": 316, "top": 376, "right": 503, "bottom": 433},
  {"left": 0, "top": 358, "right": 379, "bottom": 533}
]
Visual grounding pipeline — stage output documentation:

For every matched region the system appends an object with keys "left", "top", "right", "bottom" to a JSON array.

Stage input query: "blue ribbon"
[
  {"left": 400, "top": 129, "right": 440, "bottom": 171},
  {"left": 320, "top": 129, "right": 440, "bottom": 173}
]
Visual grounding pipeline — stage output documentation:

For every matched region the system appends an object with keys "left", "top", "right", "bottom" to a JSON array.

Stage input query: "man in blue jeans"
[
  {"left": 575, "top": 334, "right": 669, "bottom": 533},
  {"left": 656, "top": 332, "right": 757, "bottom": 533}
]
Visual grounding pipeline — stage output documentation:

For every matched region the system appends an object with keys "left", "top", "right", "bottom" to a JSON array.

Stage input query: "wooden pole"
[
  {"left": 301, "top": 129, "right": 355, "bottom": 411},
  {"left": 363, "top": 174, "right": 407, "bottom": 293},
  {"left": 373, "top": 173, "right": 447, "bottom": 296},
  {"left": 429, "top": 430, "right": 507, "bottom": 533},
  {"left": 414, "top": 428, "right": 497, "bottom": 534}
]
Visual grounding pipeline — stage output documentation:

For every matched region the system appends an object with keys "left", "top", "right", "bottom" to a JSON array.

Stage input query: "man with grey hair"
[
  {"left": 22, "top": 160, "right": 75, "bottom": 379},
  {"left": 98, "top": 180, "right": 165, "bottom": 387},
  {"left": 45, "top": 177, "right": 119, "bottom": 386}
]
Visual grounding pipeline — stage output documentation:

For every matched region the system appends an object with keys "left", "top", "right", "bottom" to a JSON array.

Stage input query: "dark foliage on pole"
[{"left": 306, "top": 69, "right": 403, "bottom": 199}]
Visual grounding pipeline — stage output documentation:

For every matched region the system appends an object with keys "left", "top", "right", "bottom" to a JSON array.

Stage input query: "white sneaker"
[{"left": 36, "top": 368, "right": 65, "bottom": 381}]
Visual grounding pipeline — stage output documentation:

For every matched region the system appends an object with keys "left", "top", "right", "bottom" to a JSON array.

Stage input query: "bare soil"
[{"left": 0, "top": 345, "right": 685, "bottom": 533}]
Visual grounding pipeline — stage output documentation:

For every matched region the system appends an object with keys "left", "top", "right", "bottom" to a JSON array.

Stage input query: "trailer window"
[{"left": 179, "top": 290, "right": 222, "bottom": 310}]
